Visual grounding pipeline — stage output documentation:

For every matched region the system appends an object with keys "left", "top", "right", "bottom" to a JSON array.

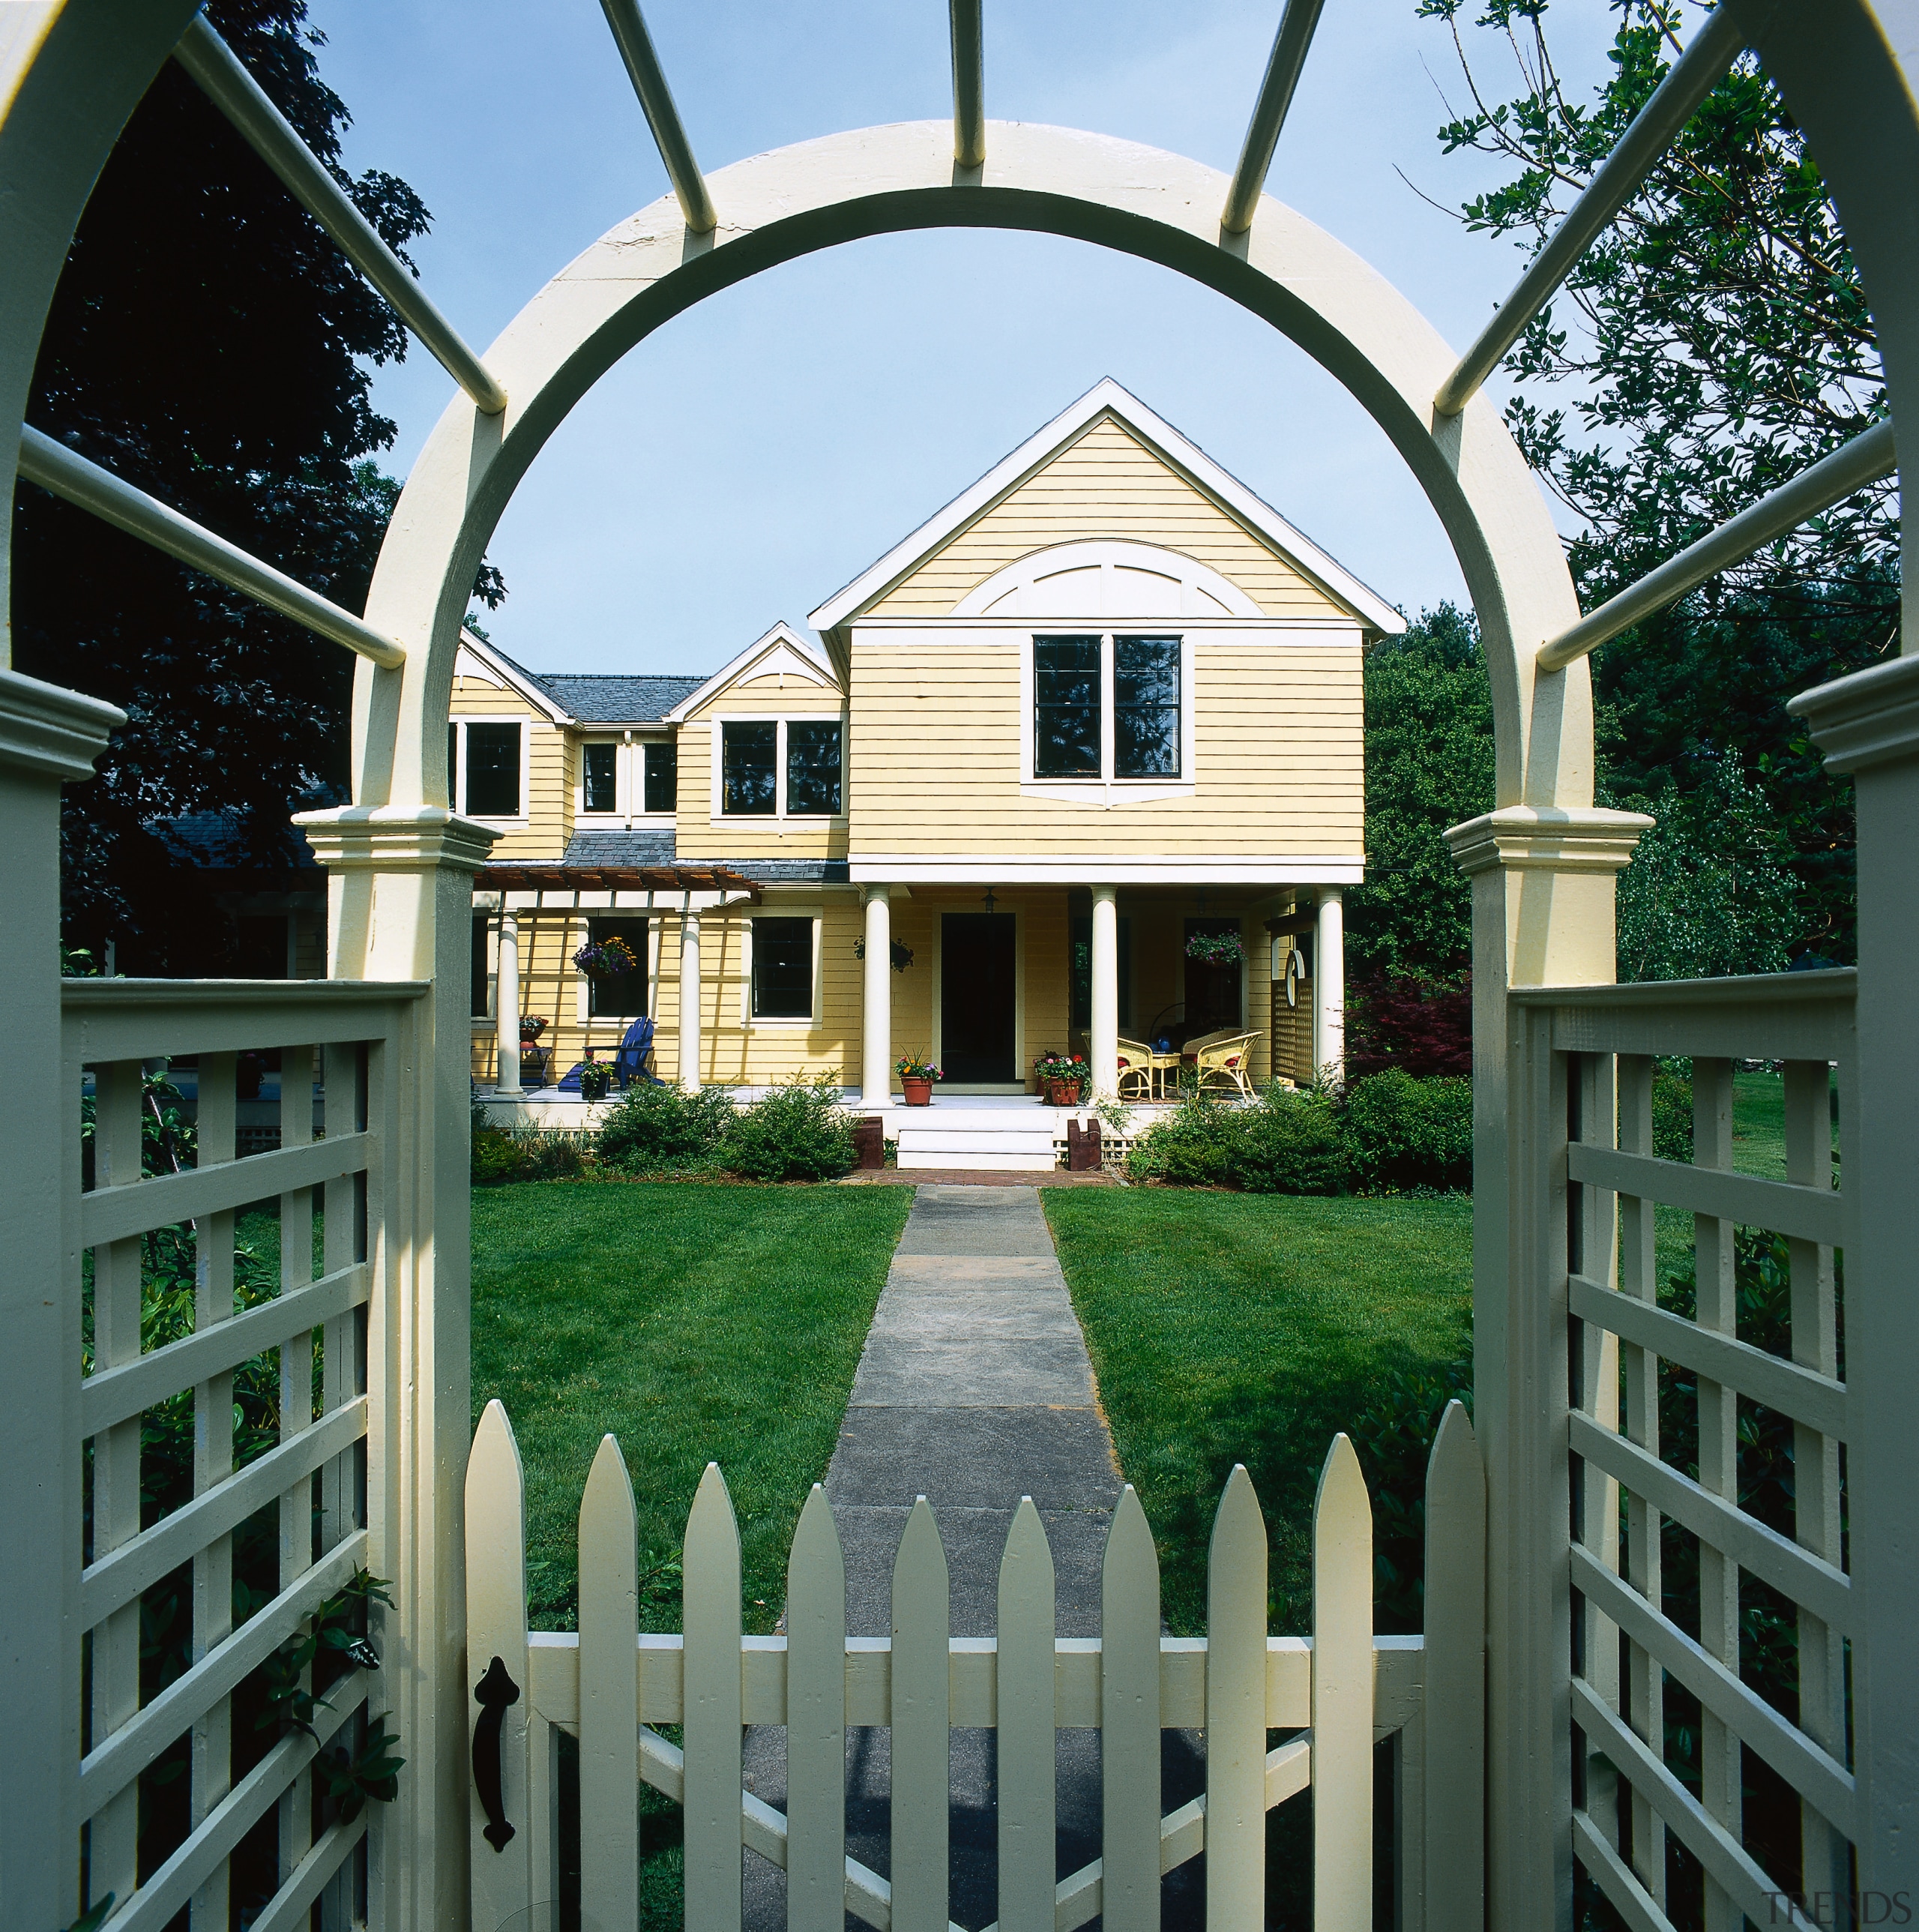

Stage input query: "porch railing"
[
  {"left": 1507, "top": 969, "right": 1857, "bottom": 1928},
  {"left": 464, "top": 1398, "right": 1487, "bottom": 1932}
]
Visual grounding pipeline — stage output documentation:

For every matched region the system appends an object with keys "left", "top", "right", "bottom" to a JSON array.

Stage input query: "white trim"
[
  {"left": 849, "top": 856, "right": 1365, "bottom": 884},
  {"left": 663, "top": 620, "right": 841, "bottom": 723},
  {"left": 847, "top": 614, "right": 1367, "bottom": 635},
  {"left": 1016, "top": 633, "right": 1197, "bottom": 803},
  {"left": 953, "top": 539, "right": 1264, "bottom": 620},
  {"left": 447, "top": 713, "right": 531, "bottom": 825},
  {"left": 808, "top": 379, "right": 1405, "bottom": 636},
  {"left": 707, "top": 711, "right": 849, "bottom": 825},
  {"left": 452, "top": 629, "right": 571, "bottom": 723}
]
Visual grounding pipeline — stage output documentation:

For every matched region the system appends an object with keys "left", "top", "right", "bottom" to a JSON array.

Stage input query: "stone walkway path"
[{"left": 741, "top": 1185, "right": 1150, "bottom": 1930}]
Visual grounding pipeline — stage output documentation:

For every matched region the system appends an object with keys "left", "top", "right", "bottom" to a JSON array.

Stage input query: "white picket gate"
[{"left": 464, "top": 1397, "right": 1487, "bottom": 1932}]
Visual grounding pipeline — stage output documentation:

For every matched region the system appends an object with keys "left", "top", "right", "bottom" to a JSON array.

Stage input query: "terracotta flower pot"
[
  {"left": 1044, "top": 1079, "right": 1083, "bottom": 1107},
  {"left": 900, "top": 1077, "right": 934, "bottom": 1106}
]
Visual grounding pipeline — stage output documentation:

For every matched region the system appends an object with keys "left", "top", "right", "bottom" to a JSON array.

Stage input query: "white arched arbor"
[{"left": 3, "top": 4, "right": 1918, "bottom": 1929}]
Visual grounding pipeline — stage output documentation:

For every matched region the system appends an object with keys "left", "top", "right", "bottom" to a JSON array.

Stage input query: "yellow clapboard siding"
[{"left": 867, "top": 419, "right": 1354, "bottom": 619}]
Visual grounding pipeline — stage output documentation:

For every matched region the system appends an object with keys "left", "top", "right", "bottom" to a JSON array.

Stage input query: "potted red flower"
[
  {"left": 896, "top": 1053, "right": 942, "bottom": 1106},
  {"left": 1034, "top": 1051, "right": 1088, "bottom": 1106}
]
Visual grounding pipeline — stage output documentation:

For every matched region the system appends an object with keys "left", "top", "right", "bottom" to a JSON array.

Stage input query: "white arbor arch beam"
[{"left": 349, "top": 119, "right": 1593, "bottom": 821}]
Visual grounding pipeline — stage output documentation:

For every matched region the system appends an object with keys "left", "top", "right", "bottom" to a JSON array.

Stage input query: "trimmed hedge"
[{"left": 1125, "top": 1071, "right": 1473, "bottom": 1195}]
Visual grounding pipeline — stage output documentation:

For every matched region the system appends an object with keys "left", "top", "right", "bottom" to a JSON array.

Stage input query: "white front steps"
[{"left": 891, "top": 1105, "right": 1063, "bottom": 1172}]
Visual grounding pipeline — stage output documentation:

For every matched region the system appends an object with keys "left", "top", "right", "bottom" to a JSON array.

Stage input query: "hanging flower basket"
[
  {"left": 573, "top": 936, "right": 639, "bottom": 979},
  {"left": 1185, "top": 931, "right": 1246, "bottom": 966},
  {"left": 519, "top": 1015, "right": 547, "bottom": 1042}
]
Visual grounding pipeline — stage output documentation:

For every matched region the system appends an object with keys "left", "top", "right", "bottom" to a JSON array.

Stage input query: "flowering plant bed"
[
  {"left": 1185, "top": 930, "right": 1246, "bottom": 966},
  {"left": 894, "top": 1053, "right": 942, "bottom": 1081},
  {"left": 573, "top": 936, "right": 640, "bottom": 978},
  {"left": 1033, "top": 1052, "right": 1087, "bottom": 1086}
]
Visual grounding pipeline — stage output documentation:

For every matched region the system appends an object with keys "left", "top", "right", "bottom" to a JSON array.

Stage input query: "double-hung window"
[
  {"left": 582, "top": 741, "right": 618, "bottom": 814},
  {"left": 750, "top": 917, "right": 815, "bottom": 1020},
  {"left": 449, "top": 720, "right": 523, "bottom": 817},
  {"left": 1032, "top": 636, "right": 1183, "bottom": 782},
  {"left": 720, "top": 719, "right": 845, "bottom": 818},
  {"left": 643, "top": 741, "right": 678, "bottom": 813}
]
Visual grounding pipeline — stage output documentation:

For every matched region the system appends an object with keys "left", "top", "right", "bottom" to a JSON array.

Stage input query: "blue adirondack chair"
[{"left": 555, "top": 1014, "right": 658, "bottom": 1094}]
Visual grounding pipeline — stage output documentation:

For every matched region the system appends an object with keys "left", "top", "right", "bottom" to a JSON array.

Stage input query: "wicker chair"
[
  {"left": 1115, "top": 1035, "right": 1181, "bottom": 1101},
  {"left": 1190, "top": 1029, "right": 1264, "bottom": 1098}
]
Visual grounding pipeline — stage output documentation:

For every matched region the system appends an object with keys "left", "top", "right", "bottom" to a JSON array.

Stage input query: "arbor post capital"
[
  {"left": 295, "top": 802, "right": 498, "bottom": 874},
  {"left": 1788, "top": 652, "right": 1919, "bottom": 774},
  {"left": 0, "top": 667, "right": 124, "bottom": 784},
  {"left": 1443, "top": 805, "right": 1653, "bottom": 879}
]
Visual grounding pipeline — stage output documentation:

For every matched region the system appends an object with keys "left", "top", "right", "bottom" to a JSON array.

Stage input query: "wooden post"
[
  {"left": 1312, "top": 1435, "right": 1373, "bottom": 1932},
  {"left": 679, "top": 906, "right": 702, "bottom": 1090},
  {"left": 1423, "top": 1402, "right": 1486, "bottom": 1931},
  {"left": 861, "top": 884, "right": 891, "bottom": 1103},
  {"left": 0, "top": 669, "right": 121, "bottom": 1932},
  {"left": 891, "top": 1499, "right": 950, "bottom": 1932},
  {"left": 1313, "top": 886, "right": 1343, "bottom": 1084},
  {"left": 493, "top": 907, "right": 522, "bottom": 1097},
  {"left": 1205, "top": 1466, "right": 1268, "bottom": 1931},
  {"left": 785, "top": 1488, "right": 846, "bottom": 1932},
  {"left": 1090, "top": 884, "right": 1119, "bottom": 1099}
]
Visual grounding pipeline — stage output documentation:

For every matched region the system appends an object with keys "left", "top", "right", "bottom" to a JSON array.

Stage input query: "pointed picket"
[
  {"left": 890, "top": 1496, "right": 951, "bottom": 1932},
  {"left": 578, "top": 1434, "right": 640, "bottom": 1932},
  {"left": 466, "top": 1402, "right": 534, "bottom": 1932},
  {"left": 997, "top": 1498, "right": 1057, "bottom": 1932},
  {"left": 1422, "top": 1402, "right": 1486, "bottom": 1932},
  {"left": 786, "top": 1485, "right": 846, "bottom": 1932},
  {"left": 1205, "top": 1463, "right": 1268, "bottom": 1932},
  {"left": 1312, "top": 1433, "right": 1374, "bottom": 1932},
  {"left": 1100, "top": 1484, "right": 1162, "bottom": 1932},
  {"left": 684, "top": 1462, "right": 744, "bottom": 1932}
]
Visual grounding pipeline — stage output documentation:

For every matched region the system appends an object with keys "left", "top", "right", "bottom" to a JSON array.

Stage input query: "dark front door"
[
  {"left": 941, "top": 913, "right": 1016, "bottom": 1083},
  {"left": 1184, "top": 917, "right": 1244, "bottom": 1035}
]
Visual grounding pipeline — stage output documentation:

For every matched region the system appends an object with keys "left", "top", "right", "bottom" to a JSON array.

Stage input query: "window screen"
[
  {"left": 643, "top": 740, "right": 677, "bottom": 813},
  {"left": 722, "top": 721, "right": 777, "bottom": 815},
  {"left": 582, "top": 742, "right": 618, "bottom": 813},
  {"left": 586, "top": 917, "right": 649, "bottom": 1017},
  {"left": 1115, "top": 639, "right": 1181, "bottom": 777},
  {"left": 751, "top": 918, "right": 813, "bottom": 1019},
  {"left": 464, "top": 723, "right": 522, "bottom": 816},
  {"left": 1034, "top": 637, "right": 1101, "bottom": 777},
  {"left": 786, "top": 720, "right": 843, "bottom": 816}
]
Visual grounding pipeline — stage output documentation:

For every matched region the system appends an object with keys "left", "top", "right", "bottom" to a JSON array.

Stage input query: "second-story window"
[
  {"left": 450, "top": 720, "right": 522, "bottom": 817},
  {"left": 786, "top": 720, "right": 843, "bottom": 816},
  {"left": 582, "top": 742, "right": 618, "bottom": 813},
  {"left": 1034, "top": 637, "right": 1101, "bottom": 778},
  {"left": 643, "top": 741, "right": 677, "bottom": 813},
  {"left": 1031, "top": 635, "right": 1184, "bottom": 783},
  {"left": 722, "top": 721, "right": 778, "bottom": 814}
]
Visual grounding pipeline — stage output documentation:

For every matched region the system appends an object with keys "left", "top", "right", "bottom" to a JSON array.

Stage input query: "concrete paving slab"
[
  {"left": 848, "top": 1336, "right": 1094, "bottom": 1407},
  {"left": 828, "top": 1405, "right": 1120, "bottom": 1513},
  {"left": 867, "top": 1289, "right": 1084, "bottom": 1341}
]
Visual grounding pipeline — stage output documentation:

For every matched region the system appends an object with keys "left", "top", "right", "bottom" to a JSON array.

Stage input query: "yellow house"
[{"left": 472, "top": 379, "right": 1398, "bottom": 1155}]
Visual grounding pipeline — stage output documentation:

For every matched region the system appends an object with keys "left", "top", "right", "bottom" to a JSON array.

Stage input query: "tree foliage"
[
  {"left": 13, "top": 0, "right": 501, "bottom": 966},
  {"left": 1417, "top": 0, "right": 1892, "bottom": 964},
  {"left": 1347, "top": 603, "right": 1493, "bottom": 979}
]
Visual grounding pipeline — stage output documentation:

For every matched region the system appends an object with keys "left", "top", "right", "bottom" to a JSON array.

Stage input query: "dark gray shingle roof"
[
  {"left": 559, "top": 831, "right": 678, "bottom": 866},
  {"left": 533, "top": 673, "right": 705, "bottom": 722}
]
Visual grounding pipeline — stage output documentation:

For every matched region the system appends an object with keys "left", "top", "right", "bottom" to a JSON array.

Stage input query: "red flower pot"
[
  {"left": 1044, "top": 1079, "right": 1084, "bottom": 1107},
  {"left": 900, "top": 1077, "right": 934, "bottom": 1106}
]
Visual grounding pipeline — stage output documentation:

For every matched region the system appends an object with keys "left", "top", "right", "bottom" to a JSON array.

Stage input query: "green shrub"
[
  {"left": 720, "top": 1079, "right": 857, "bottom": 1182},
  {"left": 1651, "top": 1062, "right": 1693, "bottom": 1163},
  {"left": 594, "top": 1082, "right": 735, "bottom": 1175},
  {"left": 1124, "top": 1091, "right": 1238, "bottom": 1186},
  {"left": 1233, "top": 1085, "right": 1347, "bottom": 1194},
  {"left": 1340, "top": 1069, "right": 1473, "bottom": 1194},
  {"left": 472, "top": 1126, "right": 591, "bottom": 1184}
]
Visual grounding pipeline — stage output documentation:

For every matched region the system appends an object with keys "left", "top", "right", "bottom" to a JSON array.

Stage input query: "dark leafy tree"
[
  {"left": 1415, "top": 0, "right": 1891, "bottom": 964},
  {"left": 13, "top": 0, "right": 502, "bottom": 968},
  {"left": 1347, "top": 602, "right": 1494, "bottom": 980}
]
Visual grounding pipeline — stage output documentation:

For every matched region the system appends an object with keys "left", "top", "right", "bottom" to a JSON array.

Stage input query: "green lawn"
[
  {"left": 469, "top": 1182, "right": 910, "bottom": 1631},
  {"left": 1043, "top": 1189, "right": 1474, "bottom": 1635}
]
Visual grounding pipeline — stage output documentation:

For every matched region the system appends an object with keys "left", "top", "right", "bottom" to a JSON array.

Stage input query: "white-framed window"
[
  {"left": 1019, "top": 636, "right": 1194, "bottom": 796},
  {"left": 448, "top": 717, "right": 528, "bottom": 820},
  {"left": 574, "top": 735, "right": 678, "bottom": 822},
  {"left": 712, "top": 716, "right": 846, "bottom": 821},
  {"left": 580, "top": 740, "right": 619, "bottom": 815},
  {"left": 739, "top": 912, "right": 824, "bottom": 1027}
]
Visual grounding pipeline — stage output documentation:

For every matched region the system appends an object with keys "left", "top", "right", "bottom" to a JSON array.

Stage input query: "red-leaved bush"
[{"left": 1344, "top": 971, "right": 1473, "bottom": 1080}]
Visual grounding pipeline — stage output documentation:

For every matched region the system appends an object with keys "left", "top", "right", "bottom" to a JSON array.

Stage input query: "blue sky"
[{"left": 313, "top": 0, "right": 1615, "bottom": 676}]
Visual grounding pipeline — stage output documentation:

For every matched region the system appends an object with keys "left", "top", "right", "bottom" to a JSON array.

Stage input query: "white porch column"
[
  {"left": 678, "top": 909, "right": 702, "bottom": 1089},
  {"left": 1313, "top": 887, "right": 1345, "bottom": 1084},
  {"left": 1090, "top": 884, "right": 1118, "bottom": 1099},
  {"left": 492, "top": 908, "right": 522, "bottom": 1097},
  {"left": 861, "top": 884, "right": 892, "bottom": 1103}
]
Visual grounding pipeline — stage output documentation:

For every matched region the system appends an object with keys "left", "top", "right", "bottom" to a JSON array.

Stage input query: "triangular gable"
[
  {"left": 663, "top": 621, "right": 842, "bottom": 723},
  {"left": 452, "top": 630, "right": 573, "bottom": 723},
  {"left": 808, "top": 378, "right": 1403, "bottom": 636}
]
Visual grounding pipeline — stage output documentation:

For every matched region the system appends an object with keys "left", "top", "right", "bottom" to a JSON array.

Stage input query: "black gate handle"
[{"left": 472, "top": 1655, "right": 522, "bottom": 1850}]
